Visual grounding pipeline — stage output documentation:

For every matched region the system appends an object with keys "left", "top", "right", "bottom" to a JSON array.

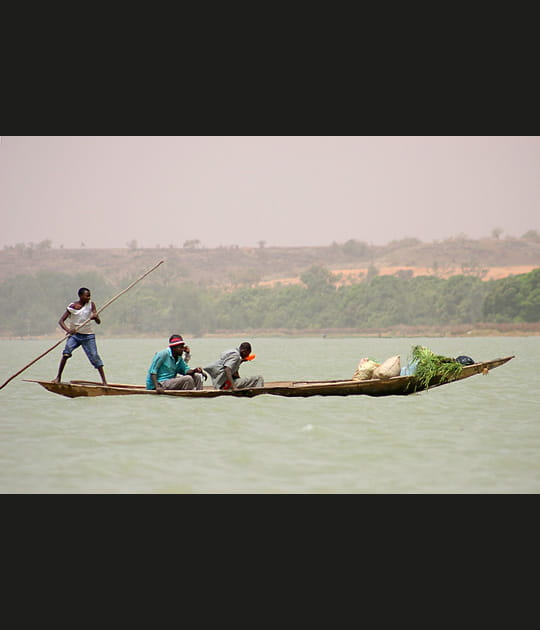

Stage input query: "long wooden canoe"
[{"left": 24, "top": 356, "right": 514, "bottom": 399}]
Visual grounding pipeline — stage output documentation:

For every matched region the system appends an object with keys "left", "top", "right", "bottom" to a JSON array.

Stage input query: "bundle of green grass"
[{"left": 409, "top": 345, "right": 463, "bottom": 391}]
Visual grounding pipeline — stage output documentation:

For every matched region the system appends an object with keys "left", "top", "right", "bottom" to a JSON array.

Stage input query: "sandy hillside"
[{"left": 258, "top": 265, "right": 539, "bottom": 287}]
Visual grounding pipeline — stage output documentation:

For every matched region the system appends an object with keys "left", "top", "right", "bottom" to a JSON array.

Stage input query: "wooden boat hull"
[{"left": 24, "top": 356, "right": 514, "bottom": 399}]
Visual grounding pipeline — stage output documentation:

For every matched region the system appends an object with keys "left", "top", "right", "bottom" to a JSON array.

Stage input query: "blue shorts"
[{"left": 62, "top": 333, "right": 104, "bottom": 369}]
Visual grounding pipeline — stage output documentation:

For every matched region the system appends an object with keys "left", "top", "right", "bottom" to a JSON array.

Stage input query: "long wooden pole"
[{"left": 0, "top": 260, "right": 164, "bottom": 391}]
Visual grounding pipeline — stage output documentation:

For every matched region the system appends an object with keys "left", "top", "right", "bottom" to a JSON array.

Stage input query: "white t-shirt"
[{"left": 66, "top": 301, "right": 94, "bottom": 334}]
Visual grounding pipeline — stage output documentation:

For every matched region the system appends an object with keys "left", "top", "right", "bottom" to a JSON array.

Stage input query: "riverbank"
[
  {"left": 2, "top": 322, "right": 540, "bottom": 341},
  {"left": 205, "top": 323, "right": 540, "bottom": 337}
]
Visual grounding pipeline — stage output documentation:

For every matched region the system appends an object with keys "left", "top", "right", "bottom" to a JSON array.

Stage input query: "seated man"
[
  {"left": 204, "top": 341, "right": 264, "bottom": 390},
  {"left": 146, "top": 334, "right": 204, "bottom": 392}
]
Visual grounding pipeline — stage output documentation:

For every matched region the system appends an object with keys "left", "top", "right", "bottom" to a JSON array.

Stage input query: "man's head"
[
  {"left": 239, "top": 342, "right": 252, "bottom": 360},
  {"left": 78, "top": 287, "right": 91, "bottom": 303},
  {"left": 169, "top": 334, "right": 186, "bottom": 355}
]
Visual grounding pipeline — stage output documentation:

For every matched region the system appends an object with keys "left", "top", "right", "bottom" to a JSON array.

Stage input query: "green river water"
[{"left": 1, "top": 336, "right": 538, "bottom": 493}]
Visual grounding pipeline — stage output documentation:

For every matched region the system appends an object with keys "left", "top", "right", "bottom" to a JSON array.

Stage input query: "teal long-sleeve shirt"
[{"left": 146, "top": 348, "right": 189, "bottom": 389}]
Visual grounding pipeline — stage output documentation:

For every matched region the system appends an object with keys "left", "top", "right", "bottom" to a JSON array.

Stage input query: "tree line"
[{"left": 1, "top": 267, "right": 539, "bottom": 337}]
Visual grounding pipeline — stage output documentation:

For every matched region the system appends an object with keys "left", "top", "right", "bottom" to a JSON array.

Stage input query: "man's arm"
[
  {"left": 224, "top": 366, "right": 236, "bottom": 389},
  {"left": 176, "top": 358, "right": 203, "bottom": 380},
  {"left": 178, "top": 357, "right": 201, "bottom": 377},
  {"left": 221, "top": 352, "right": 242, "bottom": 389},
  {"left": 148, "top": 352, "right": 165, "bottom": 391},
  {"left": 91, "top": 301, "right": 101, "bottom": 325},
  {"left": 150, "top": 373, "right": 164, "bottom": 392},
  {"left": 183, "top": 344, "right": 191, "bottom": 363},
  {"left": 58, "top": 310, "right": 72, "bottom": 334}
]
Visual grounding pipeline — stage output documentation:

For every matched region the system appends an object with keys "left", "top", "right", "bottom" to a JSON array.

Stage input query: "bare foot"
[{"left": 52, "top": 377, "right": 60, "bottom": 384}]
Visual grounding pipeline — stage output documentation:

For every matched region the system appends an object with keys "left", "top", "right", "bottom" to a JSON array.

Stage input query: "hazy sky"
[{"left": 1, "top": 136, "right": 539, "bottom": 249}]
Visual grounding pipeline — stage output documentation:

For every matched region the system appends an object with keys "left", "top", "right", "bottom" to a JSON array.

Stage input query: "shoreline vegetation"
[{"left": 1, "top": 239, "right": 539, "bottom": 339}]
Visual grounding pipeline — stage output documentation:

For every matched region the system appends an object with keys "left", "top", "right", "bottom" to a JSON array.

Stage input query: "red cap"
[{"left": 169, "top": 335, "right": 185, "bottom": 347}]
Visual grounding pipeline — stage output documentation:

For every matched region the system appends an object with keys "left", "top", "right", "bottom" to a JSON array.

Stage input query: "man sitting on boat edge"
[
  {"left": 146, "top": 334, "right": 205, "bottom": 392},
  {"left": 204, "top": 342, "right": 264, "bottom": 391}
]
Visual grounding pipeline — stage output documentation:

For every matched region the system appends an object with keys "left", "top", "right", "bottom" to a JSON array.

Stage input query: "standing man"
[
  {"left": 53, "top": 287, "right": 107, "bottom": 384},
  {"left": 204, "top": 342, "right": 264, "bottom": 390},
  {"left": 146, "top": 334, "right": 204, "bottom": 392}
]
